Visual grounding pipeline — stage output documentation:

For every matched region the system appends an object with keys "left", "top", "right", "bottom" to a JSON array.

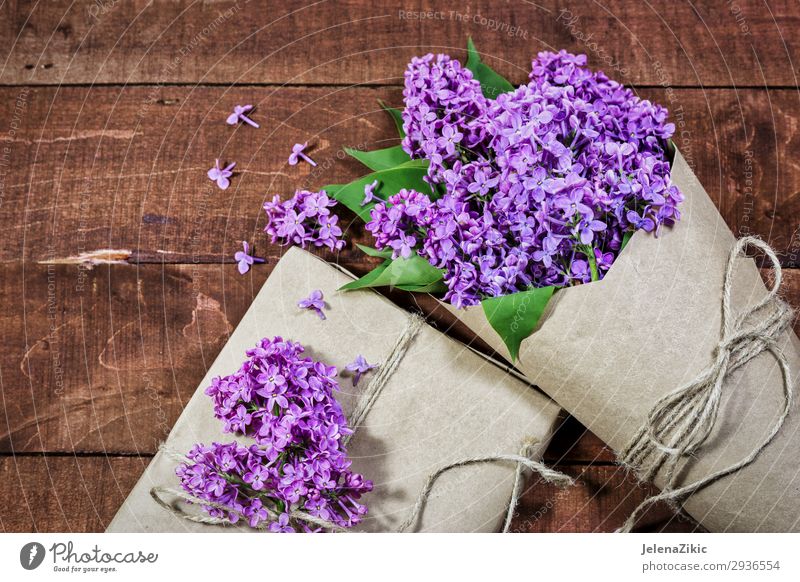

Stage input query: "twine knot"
[{"left": 618, "top": 236, "right": 795, "bottom": 532}]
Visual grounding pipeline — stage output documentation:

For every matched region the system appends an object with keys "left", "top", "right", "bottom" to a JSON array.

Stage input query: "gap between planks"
[{"left": 0, "top": 82, "right": 798, "bottom": 91}]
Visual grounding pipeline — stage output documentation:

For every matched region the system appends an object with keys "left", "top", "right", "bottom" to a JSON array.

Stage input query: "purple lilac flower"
[
  {"left": 178, "top": 337, "right": 373, "bottom": 532},
  {"left": 288, "top": 142, "right": 317, "bottom": 167},
  {"left": 345, "top": 355, "right": 378, "bottom": 387},
  {"left": 594, "top": 248, "right": 614, "bottom": 272},
  {"left": 226, "top": 104, "right": 259, "bottom": 128},
  {"left": 207, "top": 159, "right": 236, "bottom": 190},
  {"left": 269, "top": 513, "right": 295, "bottom": 533},
  {"left": 297, "top": 289, "right": 326, "bottom": 320},
  {"left": 263, "top": 190, "right": 346, "bottom": 251},
  {"left": 361, "top": 179, "right": 380, "bottom": 206},
  {"left": 366, "top": 51, "right": 683, "bottom": 306},
  {"left": 234, "top": 241, "right": 265, "bottom": 275}
]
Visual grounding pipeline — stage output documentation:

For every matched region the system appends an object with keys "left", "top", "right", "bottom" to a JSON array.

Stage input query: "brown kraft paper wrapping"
[
  {"left": 444, "top": 149, "right": 800, "bottom": 532},
  {"left": 107, "top": 247, "right": 560, "bottom": 533}
]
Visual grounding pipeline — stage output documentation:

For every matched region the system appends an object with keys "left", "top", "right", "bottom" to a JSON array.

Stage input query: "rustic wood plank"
[
  {"left": 545, "top": 413, "right": 615, "bottom": 464},
  {"left": 0, "top": 455, "right": 147, "bottom": 533},
  {"left": 1, "top": 0, "right": 797, "bottom": 87},
  {"left": 1, "top": 262, "right": 265, "bottom": 456},
  {"left": 1, "top": 86, "right": 798, "bottom": 265},
  {"left": 1, "top": 262, "right": 798, "bottom": 457},
  {"left": 511, "top": 464, "right": 700, "bottom": 533},
  {"left": 1, "top": 0, "right": 791, "bottom": 537},
  {"left": 0, "top": 455, "right": 697, "bottom": 532}
]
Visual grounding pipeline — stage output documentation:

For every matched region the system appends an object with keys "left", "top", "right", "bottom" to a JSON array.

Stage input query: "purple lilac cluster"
[
  {"left": 401, "top": 53, "right": 488, "bottom": 183},
  {"left": 177, "top": 337, "right": 372, "bottom": 532},
  {"left": 263, "top": 189, "right": 346, "bottom": 251},
  {"left": 367, "top": 189, "right": 433, "bottom": 259},
  {"left": 370, "top": 50, "right": 683, "bottom": 307}
]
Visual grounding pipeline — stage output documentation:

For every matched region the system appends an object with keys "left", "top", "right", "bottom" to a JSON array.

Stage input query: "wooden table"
[{"left": 1, "top": 0, "right": 798, "bottom": 533}]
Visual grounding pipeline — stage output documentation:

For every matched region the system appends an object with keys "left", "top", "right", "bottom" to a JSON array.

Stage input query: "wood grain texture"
[
  {"left": 511, "top": 464, "right": 701, "bottom": 533},
  {"left": 0, "top": 260, "right": 611, "bottom": 459},
  {"left": 1, "top": 85, "right": 799, "bottom": 265},
  {"left": 1, "top": 0, "right": 797, "bottom": 87},
  {"left": 0, "top": 455, "right": 698, "bottom": 532},
  {"left": 2, "top": 262, "right": 797, "bottom": 458},
  {"left": 2, "top": 0, "right": 798, "bottom": 535},
  {"left": 0, "top": 455, "right": 147, "bottom": 533}
]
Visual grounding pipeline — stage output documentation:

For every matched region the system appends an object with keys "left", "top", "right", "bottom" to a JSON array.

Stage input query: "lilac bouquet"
[
  {"left": 325, "top": 41, "right": 682, "bottom": 358},
  {"left": 177, "top": 337, "right": 372, "bottom": 532},
  {"left": 315, "top": 43, "right": 800, "bottom": 534}
]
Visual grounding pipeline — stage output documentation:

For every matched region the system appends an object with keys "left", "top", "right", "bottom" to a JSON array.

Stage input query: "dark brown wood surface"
[
  {"left": 2, "top": 0, "right": 798, "bottom": 87},
  {"left": 2, "top": 86, "right": 799, "bottom": 264},
  {"left": 1, "top": 0, "right": 798, "bottom": 533}
]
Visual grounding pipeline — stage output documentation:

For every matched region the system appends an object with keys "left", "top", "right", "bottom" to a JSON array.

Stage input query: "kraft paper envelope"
[
  {"left": 108, "top": 247, "right": 560, "bottom": 533},
  {"left": 446, "top": 150, "right": 800, "bottom": 532}
]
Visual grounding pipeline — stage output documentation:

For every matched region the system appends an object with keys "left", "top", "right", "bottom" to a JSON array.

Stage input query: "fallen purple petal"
[
  {"left": 360, "top": 179, "right": 380, "bottom": 206},
  {"left": 345, "top": 354, "right": 378, "bottom": 386},
  {"left": 297, "top": 289, "right": 327, "bottom": 319},
  {"left": 288, "top": 142, "right": 317, "bottom": 167},
  {"left": 227, "top": 104, "right": 259, "bottom": 128},
  {"left": 208, "top": 159, "right": 236, "bottom": 190},
  {"left": 234, "top": 240, "right": 265, "bottom": 275}
]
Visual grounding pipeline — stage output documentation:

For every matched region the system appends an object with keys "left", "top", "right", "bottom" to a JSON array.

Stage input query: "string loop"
[{"left": 618, "top": 237, "right": 795, "bottom": 532}]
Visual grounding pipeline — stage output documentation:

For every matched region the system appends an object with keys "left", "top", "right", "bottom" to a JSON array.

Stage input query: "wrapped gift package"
[
  {"left": 108, "top": 247, "right": 561, "bottom": 533},
  {"left": 446, "top": 150, "right": 800, "bottom": 532}
]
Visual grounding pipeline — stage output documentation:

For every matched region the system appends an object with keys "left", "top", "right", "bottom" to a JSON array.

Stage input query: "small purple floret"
[
  {"left": 288, "top": 142, "right": 317, "bottom": 167},
  {"left": 207, "top": 159, "right": 236, "bottom": 190},
  {"left": 345, "top": 354, "right": 378, "bottom": 387},
  {"left": 226, "top": 104, "right": 260, "bottom": 128},
  {"left": 234, "top": 241, "right": 265, "bottom": 275},
  {"left": 297, "top": 289, "right": 327, "bottom": 320}
]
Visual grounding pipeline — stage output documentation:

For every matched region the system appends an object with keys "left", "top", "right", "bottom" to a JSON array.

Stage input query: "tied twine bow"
[
  {"left": 618, "top": 237, "right": 795, "bottom": 532},
  {"left": 152, "top": 313, "right": 572, "bottom": 533}
]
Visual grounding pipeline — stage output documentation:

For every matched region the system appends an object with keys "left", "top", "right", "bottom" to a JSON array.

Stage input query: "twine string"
[
  {"left": 344, "top": 314, "right": 425, "bottom": 443},
  {"left": 617, "top": 237, "right": 795, "bottom": 532},
  {"left": 396, "top": 438, "right": 574, "bottom": 533}
]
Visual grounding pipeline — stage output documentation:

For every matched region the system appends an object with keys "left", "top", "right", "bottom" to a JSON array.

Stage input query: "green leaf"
[
  {"left": 356, "top": 244, "right": 393, "bottom": 259},
  {"left": 620, "top": 231, "right": 633, "bottom": 252},
  {"left": 346, "top": 145, "right": 411, "bottom": 171},
  {"left": 368, "top": 255, "right": 444, "bottom": 288},
  {"left": 339, "top": 260, "right": 391, "bottom": 291},
  {"left": 378, "top": 99, "right": 405, "bottom": 137},
  {"left": 465, "top": 37, "right": 515, "bottom": 99},
  {"left": 323, "top": 159, "right": 432, "bottom": 222},
  {"left": 578, "top": 245, "right": 599, "bottom": 282},
  {"left": 323, "top": 183, "right": 346, "bottom": 194},
  {"left": 666, "top": 138, "right": 677, "bottom": 164},
  {"left": 339, "top": 254, "right": 444, "bottom": 292},
  {"left": 352, "top": 243, "right": 447, "bottom": 293},
  {"left": 481, "top": 286, "right": 555, "bottom": 361},
  {"left": 587, "top": 250, "right": 599, "bottom": 282},
  {"left": 395, "top": 280, "right": 449, "bottom": 293}
]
